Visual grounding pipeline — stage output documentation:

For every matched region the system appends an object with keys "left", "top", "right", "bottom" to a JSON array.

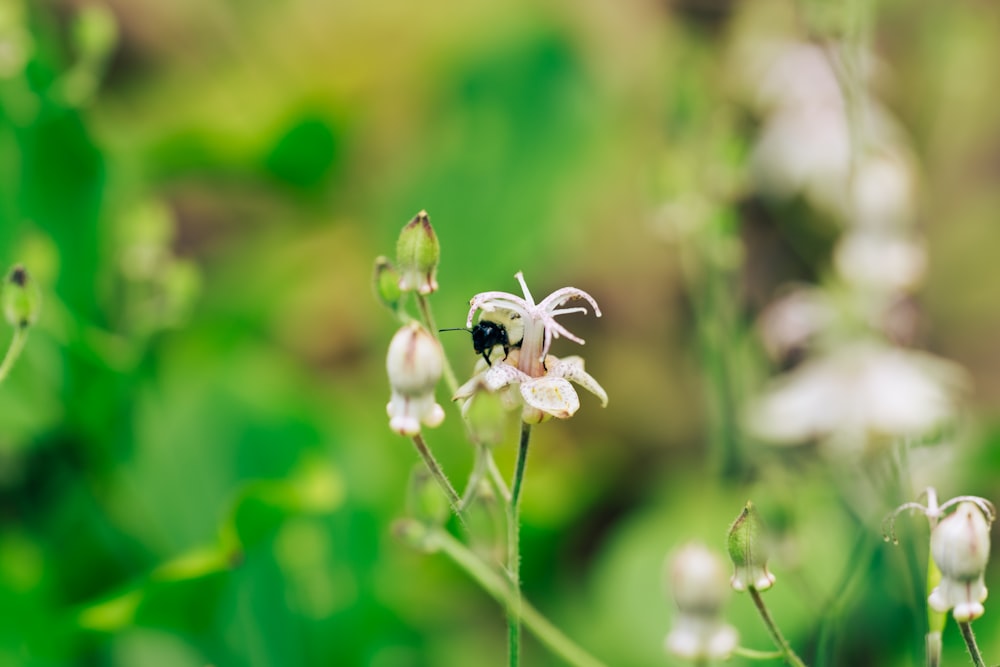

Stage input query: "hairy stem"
[
  {"left": 432, "top": 526, "right": 608, "bottom": 667},
  {"left": 507, "top": 423, "right": 531, "bottom": 667},
  {"left": 749, "top": 587, "right": 808, "bottom": 667},
  {"left": 411, "top": 433, "right": 462, "bottom": 514},
  {"left": 959, "top": 621, "right": 986, "bottom": 667}
]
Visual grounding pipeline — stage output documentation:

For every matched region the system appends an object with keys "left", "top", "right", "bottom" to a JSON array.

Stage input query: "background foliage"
[{"left": 2, "top": 0, "right": 1000, "bottom": 666}]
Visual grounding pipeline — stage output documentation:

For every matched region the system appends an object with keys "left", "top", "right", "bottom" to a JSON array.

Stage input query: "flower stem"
[
  {"left": 0, "top": 326, "right": 28, "bottom": 385},
  {"left": 733, "top": 646, "right": 785, "bottom": 660},
  {"left": 959, "top": 621, "right": 986, "bottom": 667},
  {"left": 748, "top": 586, "right": 808, "bottom": 667},
  {"left": 415, "top": 293, "right": 459, "bottom": 395},
  {"left": 431, "top": 526, "right": 608, "bottom": 667},
  {"left": 411, "top": 433, "right": 462, "bottom": 514},
  {"left": 507, "top": 423, "right": 532, "bottom": 667}
]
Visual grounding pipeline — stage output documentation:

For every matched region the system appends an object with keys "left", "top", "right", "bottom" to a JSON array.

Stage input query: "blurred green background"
[{"left": 2, "top": 0, "right": 1000, "bottom": 666}]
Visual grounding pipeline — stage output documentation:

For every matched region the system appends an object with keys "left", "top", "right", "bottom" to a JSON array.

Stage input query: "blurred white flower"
[
  {"left": 850, "top": 151, "right": 917, "bottom": 229},
  {"left": 747, "top": 342, "right": 968, "bottom": 452},
  {"left": 757, "top": 286, "right": 835, "bottom": 361},
  {"left": 665, "top": 543, "right": 739, "bottom": 661},
  {"left": 928, "top": 502, "right": 993, "bottom": 622},
  {"left": 834, "top": 230, "right": 926, "bottom": 293}
]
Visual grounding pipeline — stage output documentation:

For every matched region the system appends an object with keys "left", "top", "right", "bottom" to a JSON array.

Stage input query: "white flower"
[
  {"left": 457, "top": 272, "right": 606, "bottom": 423},
  {"left": 466, "top": 272, "right": 600, "bottom": 375},
  {"left": 665, "top": 543, "right": 739, "bottom": 661},
  {"left": 747, "top": 342, "right": 968, "bottom": 454},
  {"left": 834, "top": 230, "right": 926, "bottom": 293},
  {"left": 929, "top": 502, "right": 993, "bottom": 622},
  {"left": 386, "top": 322, "right": 445, "bottom": 435}
]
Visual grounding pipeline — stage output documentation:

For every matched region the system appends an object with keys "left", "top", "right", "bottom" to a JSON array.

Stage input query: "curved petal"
[
  {"left": 537, "top": 286, "right": 602, "bottom": 317},
  {"left": 547, "top": 355, "right": 608, "bottom": 407},
  {"left": 520, "top": 377, "right": 579, "bottom": 419}
]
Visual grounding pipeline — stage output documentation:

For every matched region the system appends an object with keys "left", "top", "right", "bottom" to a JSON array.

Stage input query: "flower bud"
[
  {"left": 928, "top": 502, "right": 991, "bottom": 621},
  {"left": 391, "top": 518, "right": 439, "bottom": 554},
  {"left": 396, "top": 210, "right": 440, "bottom": 295},
  {"left": 727, "top": 501, "right": 776, "bottom": 592},
  {"left": 460, "top": 378, "right": 508, "bottom": 446},
  {"left": 406, "top": 466, "right": 449, "bottom": 526},
  {"left": 386, "top": 322, "right": 445, "bottom": 435},
  {"left": 3, "top": 265, "right": 41, "bottom": 329},
  {"left": 664, "top": 543, "right": 739, "bottom": 660},
  {"left": 373, "top": 256, "right": 402, "bottom": 310}
]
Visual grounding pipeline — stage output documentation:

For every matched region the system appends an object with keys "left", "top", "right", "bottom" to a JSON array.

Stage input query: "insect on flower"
[{"left": 441, "top": 309, "right": 525, "bottom": 366}]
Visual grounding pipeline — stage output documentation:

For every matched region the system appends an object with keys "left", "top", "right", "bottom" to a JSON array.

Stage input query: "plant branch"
[
  {"left": 0, "top": 326, "right": 28, "bottom": 385},
  {"left": 507, "top": 422, "right": 532, "bottom": 667},
  {"left": 432, "top": 526, "right": 608, "bottom": 667},
  {"left": 749, "top": 586, "right": 808, "bottom": 667}
]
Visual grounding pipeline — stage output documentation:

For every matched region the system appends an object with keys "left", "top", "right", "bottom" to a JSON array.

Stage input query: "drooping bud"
[
  {"left": 373, "top": 256, "right": 402, "bottom": 310},
  {"left": 3, "top": 265, "right": 41, "bottom": 328},
  {"left": 664, "top": 543, "right": 739, "bottom": 661},
  {"left": 727, "top": 501, "right": 776, "bottom": 592},
  {"left": 396, "top": 210, "right": 440, "bottom": 295},
  {"left": 928, "top": 502, "right": 991, "bottom": 621},
  {"left": 386, "top": 322, "right": 445, "bottom": 435}
]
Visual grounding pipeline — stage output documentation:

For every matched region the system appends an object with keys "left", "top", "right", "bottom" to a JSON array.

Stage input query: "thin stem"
[
  {"left": 507, "top": 423, "right": 532, "bottom": 667},
  {"left": 415, "top": 293, "right": 459, "bottom": 395},
  {"left": 748, "top": 587, "right": 808, "bottom": 667},
  {"left": 959, "top": 621, "right": 986, "bottom": 667},
  {"left": 432, "top": 526, "right": 608, "bottom": 667},
  {"left": 411, "top": 433, "right": 462, "bottom": 513},
  {"left": 0, "top": 326, "right": 28, "bottom": 385},
  {"left": 733, "top": 646, "right": 785, "bottom": 660}
]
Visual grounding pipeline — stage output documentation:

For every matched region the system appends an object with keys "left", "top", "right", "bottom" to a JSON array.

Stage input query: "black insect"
[{"left": 441, "top": 310, "right": 524, "bottom": 366}]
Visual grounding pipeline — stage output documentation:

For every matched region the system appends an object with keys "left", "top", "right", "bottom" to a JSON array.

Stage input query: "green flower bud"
[
  {"left": 406, "top": 466, "right": 449, "bottom": 526},
  {"left": 727, "top": 501, "right": 775, "bottom": 592},
  {"left": 396, "top": 210, "right": 440, "bottom": 295},
  {"left": 373, "top": 256, "right": 402, "bottom": 310},
  {"left": 461, "top": 379, "right": 508, "bottom": 446},
  {"left": 391, "top": 518, "right": 439, "bottom": 554},
  {"left": 3, "top": 265, "right": 41, "bottom": 329}
]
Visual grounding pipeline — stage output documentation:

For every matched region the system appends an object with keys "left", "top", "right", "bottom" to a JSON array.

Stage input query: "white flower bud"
[
  {"left": 664, "top": 543, "right": 739, "bottom": 661},
  {"left": 386, "top": 323, "right": 445, "bottom": 436},
  {"left": 928, "top": 502, "right": 991, "bottom": 621}
]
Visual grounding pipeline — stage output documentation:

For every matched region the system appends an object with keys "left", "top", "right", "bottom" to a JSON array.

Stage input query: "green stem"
[
  {"left": 432, "top": 527, "right": 608, "bottom": 667},
  {"left": 411, "top": 433, "right": 462, "bottom": 514},
  {"left": 749, "top": 587, "right": 808, "bottom": 667},
  {"left": 0, "top": 326, "right": 28, "bottom": 385},
  {"left": 415, "top": 293, "right": 459, "bottom": 395},
  {"left": 733, "top": 646, "right": 785, "bottom": 660},
  {"left": 507, "top": 423, "right": 531, "bottom": 667},
  {"left": 959, "top": 621, "right": 986, "bottom": 667}
]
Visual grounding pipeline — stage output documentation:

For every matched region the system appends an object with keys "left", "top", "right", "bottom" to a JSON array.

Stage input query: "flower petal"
[
  {"left": 484, "top": 361, "right": 529, "bottom": 392},
  {"left": 520, "top": 377, "right": 579, "bottom": 419},
  {"left": 547, "top": 355, "right": 608, "bottom": 407}
]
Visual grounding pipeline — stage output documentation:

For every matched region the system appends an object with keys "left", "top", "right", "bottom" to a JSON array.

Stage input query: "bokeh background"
[{"left": 2, "top": 0, "right": 1000, "bottom": 665}]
